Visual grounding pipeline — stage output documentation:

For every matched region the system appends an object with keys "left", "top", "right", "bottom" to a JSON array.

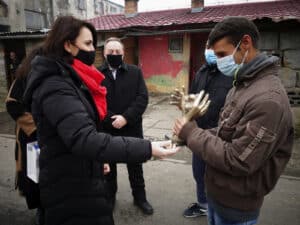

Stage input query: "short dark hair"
[
  {"left": 208, "top": 17, "right": 260, "bottom": 49},
  {"left": 43, "top": 16, "right": 97, "bottom": 63}
]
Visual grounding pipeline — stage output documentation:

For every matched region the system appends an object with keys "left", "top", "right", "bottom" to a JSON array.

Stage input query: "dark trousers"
[
  {"left": 192, "top": 153, "right": 207, "bottom": 204},
  {"left": 105, "top": 163, "right": 146, "bottom": 201}
]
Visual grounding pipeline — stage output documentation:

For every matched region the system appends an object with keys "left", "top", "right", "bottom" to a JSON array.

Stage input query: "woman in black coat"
[
  {"left": 6, "top": 47, "right": 45, "bottom": 225},
  {"left": 23, "top": 16, "right": 177, "bottom": 225}
]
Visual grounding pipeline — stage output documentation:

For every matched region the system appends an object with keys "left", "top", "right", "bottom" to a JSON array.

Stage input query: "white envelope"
[{"left": 26, "top": 141, "right": 40, "bottom": 183}]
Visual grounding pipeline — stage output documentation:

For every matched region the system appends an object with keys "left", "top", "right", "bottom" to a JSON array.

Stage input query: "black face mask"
[
  {"left": 106, "top": 54, "right": 123, "bottom": 69},
  {"left": 75, "top": 49, "right": 95, "bottom": 66}
]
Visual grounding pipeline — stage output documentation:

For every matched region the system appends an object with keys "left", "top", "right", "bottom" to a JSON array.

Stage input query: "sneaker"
[{"left": 183, "top": 203, "right": 207, "bottom": 218}]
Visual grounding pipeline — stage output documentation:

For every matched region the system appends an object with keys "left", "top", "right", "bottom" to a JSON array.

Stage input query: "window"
[
  {"left": 169, "top": 36, "right": 183, "bottom": 53},
  {"left": 56, "top": 0, "right": 69, "bottom": 10},
  {"left": 95, "top": 1, "right": 104, "bottom": 14},
  {"left": 77, "top": 0, "right": 86, "bottom": 10},
  {"left": 110, "top": 6, "right": 117, "bottom": 13}
]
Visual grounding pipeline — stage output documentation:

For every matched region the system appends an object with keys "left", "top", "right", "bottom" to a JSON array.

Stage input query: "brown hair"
[
  {"left": 43, "top": 16, "right": 97, "bottom": 64},
  {"left": 15, "top": 45, "right": 44, "bottom": 79}
]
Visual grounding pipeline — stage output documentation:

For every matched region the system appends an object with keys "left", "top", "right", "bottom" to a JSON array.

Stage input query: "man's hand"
[
  {"left": 173, "top": 117, "right": 187, "bottom": 137},
  {"left": 103, "top": 163, "right": 110, "bottom": 175},
  {"left": 111, "top": 115, "right": 127, "bottom": 129},
  {"left": 151, "top": 140, "right": 180, "bottom": 159}
]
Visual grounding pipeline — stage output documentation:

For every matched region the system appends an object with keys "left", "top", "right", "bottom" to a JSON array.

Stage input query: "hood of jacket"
[
  {"left": 236, "top": 52, "right": 279, "bottom": 85},
  {"left": 23, "top": 56, "right": 68, "bottom": 108}
]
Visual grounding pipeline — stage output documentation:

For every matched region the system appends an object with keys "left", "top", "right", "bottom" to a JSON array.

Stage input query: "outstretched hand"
[{"left": 151, "top": 140, "right": 181, "bottom": 159}]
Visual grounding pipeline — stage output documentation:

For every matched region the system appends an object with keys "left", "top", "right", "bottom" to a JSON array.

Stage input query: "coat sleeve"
[
  {"left": 36, "top": 76, "right": 152, "bottom": 163},
  {"left": 122, "top": 68, "right": 149, "bottom": 125},
  {"left": 189, "top": 69, "right": 201, "bottom": 94},
  {"left": 179, "top": 98, "right": 290, "bottom": 177},
  {"left": 6, "top": 79, "right": 26, "bottom": 121}
]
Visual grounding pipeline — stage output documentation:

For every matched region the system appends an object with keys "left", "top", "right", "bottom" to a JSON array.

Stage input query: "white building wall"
[{"left": 8, "top": 0, "right": 26, "bottom": 31}]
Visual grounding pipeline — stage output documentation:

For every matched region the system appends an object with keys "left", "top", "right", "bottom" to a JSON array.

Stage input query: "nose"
[{"left": 90, "top": 45, "right": 95, "bottom": 51}]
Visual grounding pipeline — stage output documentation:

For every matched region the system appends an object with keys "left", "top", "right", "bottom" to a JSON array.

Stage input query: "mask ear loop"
[
  {"left": 233, "top": 50, "right": 249, "bottom": 86},
  {"left": 232, "top": 40, "right": 242, "bottom": 56}
]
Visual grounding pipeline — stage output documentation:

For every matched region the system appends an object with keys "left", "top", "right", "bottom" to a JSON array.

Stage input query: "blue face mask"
[
  {"left": 216, "top": 41, "right": 248, "bottom": 77},
  {"left": 205, "top": 49, "right": 217, "bottom": 65}
]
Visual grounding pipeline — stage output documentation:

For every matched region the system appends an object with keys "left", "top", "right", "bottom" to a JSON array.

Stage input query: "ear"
[
  {"left": 241, "top": 34, "right": 252, "bottom": 50},
  {"left": 64, "top": 41, "right": 72, "bottom": 54}
]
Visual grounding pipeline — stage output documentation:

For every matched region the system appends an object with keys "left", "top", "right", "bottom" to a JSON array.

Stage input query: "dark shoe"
[
  {"left": 183, "top": 203, "right": 207, "bottom": 218},
  {"left": 35, "top": 208, "right": 45, "bottom": 225},
  {"left": 134, "top": 199, "right": 154, "bottom": 215}
]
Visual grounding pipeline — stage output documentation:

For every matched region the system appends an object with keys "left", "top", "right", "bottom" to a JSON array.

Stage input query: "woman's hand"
[
  {"left": 151, "top": 140, "right": 180, "bottom": 159},
  {"left": 103, "top": 163, "right": 110, "bottom": 175}
]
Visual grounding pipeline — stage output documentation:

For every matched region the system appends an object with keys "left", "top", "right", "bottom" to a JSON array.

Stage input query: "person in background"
[
  {"left": 174, "top": 17, "right": 293, "bottom": 225},
  {"left": 7, "top": 51, "right": 20, "bottom": 89},
  {"left": 6, "top": 46, "right": 45, "bottom": 225},
  {"left": 98, "top": 37, "right": 153, "bottom": 215},
  {"left": 23, "top": 16, "right": 177, "bottom": 225},
  {"left": 183, "top": 44, "right": 233, "bottom": 218}
]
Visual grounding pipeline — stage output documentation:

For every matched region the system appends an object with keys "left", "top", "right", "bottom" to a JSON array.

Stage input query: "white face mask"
[{"left": 216, "top": 41, "right": 248, "bottom": 77}]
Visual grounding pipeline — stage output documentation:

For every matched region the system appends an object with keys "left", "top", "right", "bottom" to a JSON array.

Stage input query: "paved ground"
[{"left": 0, "top": 94, "right": 299, "bottom": 225}]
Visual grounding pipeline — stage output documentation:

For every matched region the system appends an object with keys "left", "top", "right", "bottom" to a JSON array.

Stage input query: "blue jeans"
[
  {"left": 207, "top": 203, "right": 258, "bottom": 225},
  {"left": 192, "top": 153, "right": 207, "bottom": 204}
]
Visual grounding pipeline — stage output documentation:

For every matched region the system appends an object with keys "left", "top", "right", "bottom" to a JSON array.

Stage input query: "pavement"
[{"left": 0, "top": 94, "right": 299, "bottom": 225}]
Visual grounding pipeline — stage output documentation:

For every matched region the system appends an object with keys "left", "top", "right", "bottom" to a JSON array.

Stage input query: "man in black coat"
[
  {"left": 98, "top": 37, "right": 153, "bottom": 215},
  {"left": 183, "top": 47, "right": 233, "bottom": 218}
]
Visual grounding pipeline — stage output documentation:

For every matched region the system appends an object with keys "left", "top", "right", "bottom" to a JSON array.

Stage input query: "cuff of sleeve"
[
  {"left": 122, "top": 113, "right": 133, "bottom": 125},
  {"left": 179, "top": 121, "right": 198, "bottom": 141},
  {"left": 146, "top": 141, "right": 152, "bottom": 160}
]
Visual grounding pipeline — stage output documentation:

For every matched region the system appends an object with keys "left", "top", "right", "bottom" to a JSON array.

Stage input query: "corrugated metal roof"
[
  {"left": 88, "top": 0, "right": 300, "bottom": 31},
  {"left": 0, "top": 29, "right": 49, "bottom": 39}
]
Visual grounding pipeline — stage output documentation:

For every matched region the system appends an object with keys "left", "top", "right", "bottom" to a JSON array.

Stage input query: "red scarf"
[{"left": 72, "top": 59, "right": 107, "bottom": 120}]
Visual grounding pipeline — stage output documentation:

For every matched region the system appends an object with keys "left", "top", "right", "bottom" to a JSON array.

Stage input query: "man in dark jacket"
[
  {"left": 174, "top": 17, "right": 293, "bottom": 225},
  {"left": 98, "top": 37, "right": 153, "bottom": 215},
  {"left": 183, "top": 46, "right": 233, "bottom": 218}
]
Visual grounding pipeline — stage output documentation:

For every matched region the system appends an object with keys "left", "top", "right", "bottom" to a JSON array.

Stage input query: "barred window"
[{"left": 169, "top": 36, "right": 183, "bottom": 53}]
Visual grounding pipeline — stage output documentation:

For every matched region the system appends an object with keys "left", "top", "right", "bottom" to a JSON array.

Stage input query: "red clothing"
[{"left": 72, "top": 59, "right": 107, "bottom": 120}]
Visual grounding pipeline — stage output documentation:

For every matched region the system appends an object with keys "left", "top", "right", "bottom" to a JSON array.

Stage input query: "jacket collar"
[
  {"left": 236, "top": 53, "right": 279, "bottom": 86},
  {"left": 101, "top": 61, "right": 128, "bottom": 72},
  {"left": 199, "top": 63, "right": 218, "bottom": 73}
]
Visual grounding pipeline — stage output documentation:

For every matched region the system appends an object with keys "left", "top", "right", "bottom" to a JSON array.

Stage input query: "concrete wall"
[
  {"left": 7, "top": 0, "right": 26, "bottom": 31},
  {"left": 139, "top": 34, "right": 190, "bottom": 93},
  {"left": 259, "top": 31, "right": 300, "bottom": 106}
]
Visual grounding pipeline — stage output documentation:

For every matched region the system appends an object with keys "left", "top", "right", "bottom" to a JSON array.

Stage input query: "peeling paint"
[
  {"left": 145, "top": 69, "right": 189, "bottom": 93},
  {"left": 139, "top": 35, "right": 183, "bottom": 79}
]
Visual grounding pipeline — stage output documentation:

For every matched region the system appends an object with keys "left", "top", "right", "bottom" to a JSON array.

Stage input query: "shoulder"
[
  {"left": 98, "top": 63, "right": 109, "bottom": 73},
  {"left": 126, "top": 63, "right": 140, "bottom": 72}
]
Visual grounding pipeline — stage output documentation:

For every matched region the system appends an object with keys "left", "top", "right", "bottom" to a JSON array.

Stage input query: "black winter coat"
[
  {"left": 23, "top": 56, "right": 152, "bottom": 225},
  {"left": 98, "top": 62, "right": 148, "bottom": 138},
  {"left": 190, "top": 64, "right": 233, "bottom": 129}
]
